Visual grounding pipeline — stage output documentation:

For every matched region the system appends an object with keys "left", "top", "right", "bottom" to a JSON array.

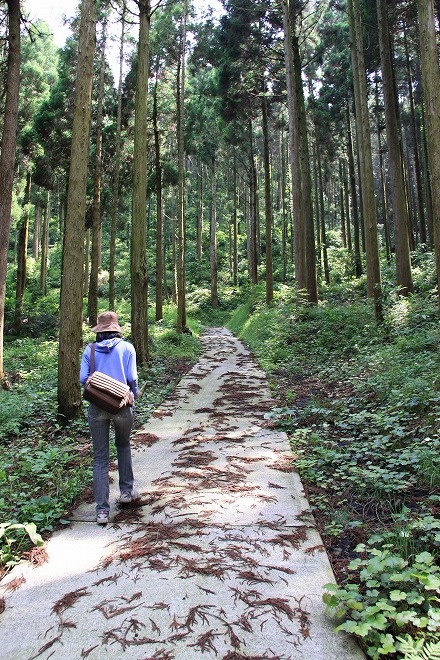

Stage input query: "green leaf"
[
  {"left": 24, "top": 523, "right": 44, "bottom": 546},
  {"left": 377, "top": 633, "right": 396, "bottom": 654},
  {"left": 415, "top": 573, "right": 440, "bottom": 590},
  {"left": 406, "top": 591, "right": 425, "bottom": 605},
  {"left": 337, "top": 620, "right": 372, "bottom": 636},
  {"left": 346, "top": 598, "right": 363, "bottom": 611},
  {"left": 415, "top": 552, "right": 434, "bottom": 565},
  {"left": 395, "top": 611, "right": 413, "bottom": 626},
  {"left": 365, "top": 613, "right": 388, "bottom": 630}
]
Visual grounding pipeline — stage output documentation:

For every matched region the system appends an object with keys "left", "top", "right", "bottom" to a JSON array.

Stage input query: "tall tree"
[
  {"left": 346, "top": 103, "right": 362, "bottom": 277},
  {"left": 40, "top": 192, "right": 50, "bottom": 295},
  {"left": 217, "top": 0, "right": 276, "bottom": 291},
  {"left": 210, "top": 156, "right": 219, "bottom": 307},
  {"left": 109, "top": 5, "right": 126, "bottom": 311},
  {"left": 262, "top": 85, "right": 273, "bottom": 304},
  {"left": 88, "top": 16, "right": 108, "bottom": 327},
  {"left": 176, "top": 0, "right": 188, "bottom": 333},
  {"left": 0, "top": 0, "right": 20, "bottom": 380},
  {"left": 377, "top": 0, "right": 413, "bottom": 295},
  {"left": 281, "top": 0, "right": 317, "bottom": 302},
  {"left": 348, "top": 0, "right": 382, "bottom": 319},
  {"left": 14, "top": 169, "right": 31, "bottom": 332},
  {"left": 418, "top": 0, "right": 440, "bottom": 302},
  {"left": 403, "top": 24, "right": 427, "bottom": 247},
  {"left": 152, "top": 69, "right": 163, "bottom": 321},
  {"left": 11, "top": 19, "right": 59, "bottom": 334},
  {"left": 131, "top": 0, "right": 150, "bottom": 362},
  {"left": 57, "top": 0, "right": 97, "bottom": 420},
  {"left": 292, "top": 14, "right": 317, "bottom": 303}
]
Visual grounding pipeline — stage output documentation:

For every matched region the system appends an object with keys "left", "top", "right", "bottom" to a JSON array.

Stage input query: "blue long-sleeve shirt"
[{"left": 80, "top": 338, "right": 139, "bottom": 398}]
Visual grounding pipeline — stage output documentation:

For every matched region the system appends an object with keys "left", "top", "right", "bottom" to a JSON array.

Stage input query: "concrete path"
[{"left": 0, "top": 328, "right": 365, "bottom": 660}]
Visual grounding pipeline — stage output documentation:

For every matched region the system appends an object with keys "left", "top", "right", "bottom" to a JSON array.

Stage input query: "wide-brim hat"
[{"left": 91, "top": 311, "right": 122, "bottom": 333}]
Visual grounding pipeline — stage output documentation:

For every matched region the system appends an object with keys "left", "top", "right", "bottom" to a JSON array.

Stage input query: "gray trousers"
[{"left": 88, "top": 403, "right": 135, "bottom": 513}]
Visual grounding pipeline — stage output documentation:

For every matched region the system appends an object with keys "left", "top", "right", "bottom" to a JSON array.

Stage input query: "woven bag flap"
[{"left": 89, "top": 371, "right": 130, "bottom": 397}]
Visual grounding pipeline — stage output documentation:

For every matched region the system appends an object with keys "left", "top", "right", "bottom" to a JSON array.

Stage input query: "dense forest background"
[{"left": 0, "top": 0, "right": 439, "bottom": 658}]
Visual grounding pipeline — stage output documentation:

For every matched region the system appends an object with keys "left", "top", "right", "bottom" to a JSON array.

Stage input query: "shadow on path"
[{"left": 0, "top": 328, "right": 365, "bottom": 659}]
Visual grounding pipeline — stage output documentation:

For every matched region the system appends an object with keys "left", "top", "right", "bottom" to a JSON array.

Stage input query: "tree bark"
[
  {"left": 375, "top": 79, "right": 392, "bottom": 262},
  {"left": 40, "top": 192, "right": 50, "bottom": 295},
  {"left": 339, "top": 160, "right": 347, "bottom": 248},
  {"left": 377, "top": 0, "right": 413, "bottom": 294},
  {"left": 88, "top": 17, "right": 108, "bottom": 327},
  {"left": 348, "top": 0, "right": 382, "bottom": 319},
  {"left": 131, "top": 0, "right": 150, "bottom": 361},
  {"left": 281, "top": 0, "right": 318, "bottom": 301},
  {"left": 14, "top": 170, "right": 31, "bottom": 333},
  {"left": 312, "top": 142, "right": 322, "bottom": 279},
  {"left": 171, "top": 193, "right": 177, "bottom": 304},
  {"left": 248, "top": 120, "right": 259, "bottom": 285},
  {"left": 281, "top": 0, "right": 304, "bottom": 292},
  {"left": 293, "top": 26, "right": 317, "bottom": 302},
  {"left": 153, "top": 71, "right": 163, "bottom": 321},
  {"left": 404, "top": 24, "right": 427, "bottom": 247},
  {"left": 33, "top": 203, "right": 42, "bottom": 261},
  {"left": 346, "top": 102, "right": 362, "bottom": 276},
  {"left": 196, "top": 159, "right": 203, "bottom": 260},
  {"left": 262, "top": 89, "right": 273, "bottom": 304},
  {"left": 83, "top": 226, "right": 90, "bottom": 299},
  {"left": 343, "top": 159, "right": 352, "bottom": 252},
  {"left": 176, "top": 0, "right": 188, "bottom": 333},
  {"left": 317, "top": 144, "right": 330, "bottom": 285},
  {"left": 57, "top": 0, "right": 96, "bottom": 420},
  {"left": 280, "top": 128, "right": 288, "bottom": 283},
  {"left": 109, "top": 7, "right": 125, "bottom": 311},
  {"left": 210, "top": 157, "right": 218, "bottom": 307},
  {"left": 232, "top": 153, "right": 238, "bottom": 286},
  {"left": 0, "top": 0, "right": 20, "bottom": 379},
  {"left": 418, "top": 0, "right": 440, "bottom": 302}
]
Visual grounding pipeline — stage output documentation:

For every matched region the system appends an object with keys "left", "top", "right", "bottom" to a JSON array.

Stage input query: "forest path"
[{"left": 0, "top": 328, "right": 364, "bottom": 659}]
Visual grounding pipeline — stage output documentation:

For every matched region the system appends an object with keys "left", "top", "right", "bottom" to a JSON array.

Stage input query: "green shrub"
[{"left": 324, "top": 544, "right": 440, "bottom": 659}]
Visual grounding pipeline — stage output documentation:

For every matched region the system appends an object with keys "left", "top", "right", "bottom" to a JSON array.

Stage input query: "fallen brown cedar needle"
[
  {"left": 182, "top": 603, "right": 216, "bottom": 629},
  {"left": 52, "top": 586, "right": 90, "bottom": 615},
  {"left": 92, "top": 572, "right": 122, "bottom": 587},
  {"left": 81, "top": 644, "right": 100, "bottom": 658},
  {"left": 133, "top": 432, "right": 161, "bottom": 447},
  {"left": 2, "top": 575, "right": 26, "bottom": 592},
  {"left": 139, "top": 650, "right": 174, "bottom": 660},
  {"left": 305, "top": 544, "right": 325, "bottom": 555},
  {"left": 267, "top": 527, "right": 307, "bottom": 549},
  {"left": 28, "top": 634, "right": 62, "bottom": 659},
  {"left": 237, "top": 570, "right": 274, "bottom": 585},
  {"left": 189, "top": 629, "right": 218, "bottom": 654},
  {"left": 27, "top": 546, "right": 49, "bottom": 567}
]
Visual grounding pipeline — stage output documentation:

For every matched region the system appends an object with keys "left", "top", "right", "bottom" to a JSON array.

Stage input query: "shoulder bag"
[{"left": 83, "top": 343, "right": 132, "bottom": 414}]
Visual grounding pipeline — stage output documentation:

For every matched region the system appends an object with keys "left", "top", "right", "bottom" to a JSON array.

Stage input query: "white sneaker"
[
  {"left": 97, "top": 510, "right": 109, "bottom": 524},
  {"left": 117, "top": 491, "right": 139, "bottom": 504}
]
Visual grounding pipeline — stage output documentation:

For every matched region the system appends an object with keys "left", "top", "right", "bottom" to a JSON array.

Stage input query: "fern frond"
[{"left": 397, "top": 636, "right": 440, "bottom": 660}]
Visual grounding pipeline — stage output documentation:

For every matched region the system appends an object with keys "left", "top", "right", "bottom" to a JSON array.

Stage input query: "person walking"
[{"left": 80, "top": 311, "right": 139, "bottom": 524}]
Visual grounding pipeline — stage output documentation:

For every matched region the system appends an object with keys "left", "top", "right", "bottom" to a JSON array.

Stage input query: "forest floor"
[{"left": 0, "top": 327, "right": 365, "bottom": 660}]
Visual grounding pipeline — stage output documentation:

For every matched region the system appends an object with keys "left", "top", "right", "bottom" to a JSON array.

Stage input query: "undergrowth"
[{"left": 229, "top": 283, "right": 440, "bottom": 659}]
